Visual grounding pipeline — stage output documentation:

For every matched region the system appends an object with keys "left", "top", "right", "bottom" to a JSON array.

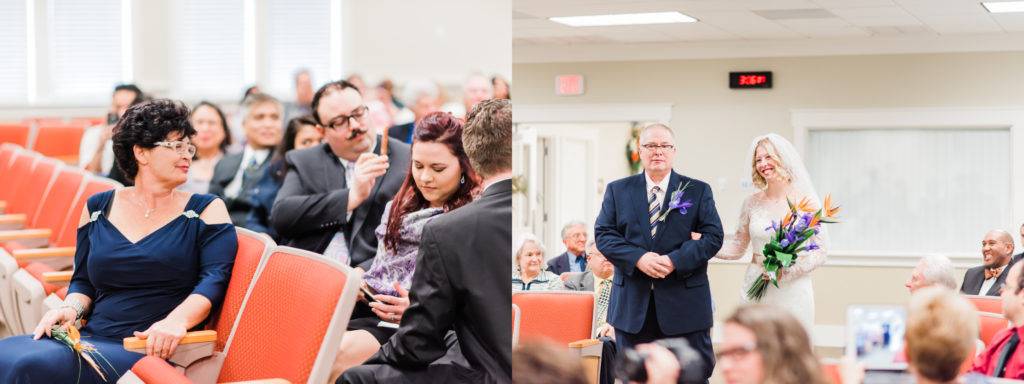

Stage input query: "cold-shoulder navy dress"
[{"left": 0, "top": 191, "right": 237, "bottom": 383}]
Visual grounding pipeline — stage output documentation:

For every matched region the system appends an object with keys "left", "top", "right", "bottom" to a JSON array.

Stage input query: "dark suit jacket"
[
  {"left": 388, "top": 122, "right": 414, "bottom": 144},
  {"left": 209, "top": 150, "right": 273, "bottom": 227},
  {"left": 546, "top": 251, "right": 585, "bottom": 275},
  {"left": 368, "top": 179, "right": 512, "bottom": 383},
  {"left": 961, "top": 264, "right": 1011, "bottom": 296},
  {"left": 270, "top": 139, "right": 410, "bottom": 271},
  {"left": 594, "top": 171, "right": 723, "bottom": 335}
]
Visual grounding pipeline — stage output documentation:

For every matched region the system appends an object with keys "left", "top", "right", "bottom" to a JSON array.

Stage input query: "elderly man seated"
[{"left": 905, "top": 254, "right": 957, "bottom": 293}]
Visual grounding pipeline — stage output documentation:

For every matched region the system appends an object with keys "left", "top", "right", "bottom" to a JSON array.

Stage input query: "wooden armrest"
[
  {"left": 569, "top": 339, "right": 602, "bottom": 348},
  {"left": 0, "top": 200, "right": 6, "bottom": 212},
  {"left": 55, "top": 155, "right": 78, "bottom": 165},
  {"left": 12, "top": 246, "right": 74, "bottom": 259},
  {"left": 0, "top": 228, "right": 51, "bottom": 243},
  {"left": 123, "top": 330, "right": 217, "bottom": 350},
  {"left": 42, "top": 271, "right": 73, "bottom": 282},
  {"left": 0, "top": 213, "right": 26, "bottom": 230}
]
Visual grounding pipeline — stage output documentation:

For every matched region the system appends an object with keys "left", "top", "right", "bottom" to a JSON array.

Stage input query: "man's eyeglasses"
[
  {"left": 323, "top": 106, "right": 369, "bottom": 130},
  {"left": 153, "top": 141, "right": 197, "bottom": 157},
  {"left": 641, "top": 144, "right": 675, "bottom": 152}
]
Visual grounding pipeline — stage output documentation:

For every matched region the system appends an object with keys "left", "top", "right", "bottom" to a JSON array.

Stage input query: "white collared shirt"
[
  {"left": 224, "top": 146, "right": 270, "bottom": 199},
  {"left": 644, "top": 172, "right": 671, "bottom": 208}
]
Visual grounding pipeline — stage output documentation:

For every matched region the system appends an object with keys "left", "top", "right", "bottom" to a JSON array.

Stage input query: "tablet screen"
[{"left": 845, "top": 305, "right": 908, "bottom": 370}]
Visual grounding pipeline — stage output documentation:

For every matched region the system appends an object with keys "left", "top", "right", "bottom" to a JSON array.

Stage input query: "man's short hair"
[
  {"left": 639, "top": 123, "right": 674, "bottom": 142},
  {"left": 401, "top": 78, "right": 440, "bottom": 108},
  {"left": 238, "top": 92, "right": 281, "bottom": 123},
  {"left": 560, "top": 220, "right": 585, "bottom": 240},
  {"left": 114, "top": 84, "right": 145, "bottom": 106},
  {"left": 905, "top": 287, "right": 977, "bottom": 383},
  {"left": 463, "top": 98, "right": 511, "bottom": 178},
  {"left": 919, "top": 254, "right": 957, "bottom": 291},
  {"left": 310, "top": 80, "right": 360, "bottom": 125}
]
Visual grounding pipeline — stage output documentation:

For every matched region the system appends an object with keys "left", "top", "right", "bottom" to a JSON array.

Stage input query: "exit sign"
[
  {"left": 555, "top": 75, "right": 584, "bottom": 95},
  {"left": 729, "top": 72, "right": 772, "bottom": 89}
]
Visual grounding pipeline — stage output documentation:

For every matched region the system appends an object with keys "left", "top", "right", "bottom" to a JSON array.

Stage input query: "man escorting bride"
[{"left": 714, "top": 133, "right": 829, "bottom": 337}]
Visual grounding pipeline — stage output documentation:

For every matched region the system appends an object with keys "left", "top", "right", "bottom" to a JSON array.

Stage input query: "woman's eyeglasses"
[{"left": 153, "top": 141, "right": 197, "bottom": 157}]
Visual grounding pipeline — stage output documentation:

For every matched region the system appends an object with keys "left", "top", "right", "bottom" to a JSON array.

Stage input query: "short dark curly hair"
[{"left": 112, "top": 99, "right": 196, "bottom": 181}]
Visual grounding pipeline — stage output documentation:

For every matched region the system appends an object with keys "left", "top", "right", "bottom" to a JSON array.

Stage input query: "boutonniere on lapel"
[{"left": 656, "top": 180, "right": 692, "bottom": 222}]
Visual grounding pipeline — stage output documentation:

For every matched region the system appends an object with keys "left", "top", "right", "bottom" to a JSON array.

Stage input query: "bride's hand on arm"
[{"left": 715, "top": 196, "right": 753, "bottom": 260}]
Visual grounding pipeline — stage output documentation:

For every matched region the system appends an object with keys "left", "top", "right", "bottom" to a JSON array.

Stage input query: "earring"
[{"left": 460, "top": 174, "right": 465, "bottom": 185}]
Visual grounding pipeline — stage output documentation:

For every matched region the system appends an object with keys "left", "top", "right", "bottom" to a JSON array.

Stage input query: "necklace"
[{"left": 130, "top": 188, "right": 169, "bottom": 219}]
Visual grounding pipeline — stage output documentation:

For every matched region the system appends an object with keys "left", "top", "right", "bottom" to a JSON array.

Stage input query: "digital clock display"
[{"left": 729, "top": 72, "right": 772, "bottom": 89}]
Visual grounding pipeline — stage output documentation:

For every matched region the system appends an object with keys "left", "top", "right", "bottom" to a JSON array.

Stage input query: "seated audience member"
[
  {"left": 209, "top": 93, "right": 282, "bottom": 226},
  {"left": 80, "top": 84, "right": 145, "bottom": 180},
  {"left": 562, "top": 240, "right": 617, "bottom": 384},
  {"left": 281, "top": 69, "right": 314, "bottom": 129},
  {"left": 492, "top": 75, "right": 510, "bottom": 100},
  {"left": 388, "top": 78, "right": 440, "bottom": 144},
  {"left": 442, "top": 72, "right": 494, "bottom": 120},
  {"left": 908, "top": 288, "right": 983, "bottom": 384},
  {"left": 339, "top": 98, "right": 513, "bottom": 384},
  {"left": 905, "top": 254, "right": 958, "bottom": 293},
  {"left": 513, "top": 234, "right": 563, "bottom": 291},
  {"left": 241, "top": 85, "right": 261, "bottom": 102},
  {"left": 719, "top": 304, "right": 830, "bottom": 384},
  {"left": 547, "top": 220, "right": 588, "bottom": 275},
  {"left": 512, "top": 340, "right": 587, "bottom": 384},
  {"left": 245, "top": 115, "right": 322, "bottom": 239},
  {"left": 179, "top": 101, "right": 231, "bottom": 194},
  {"left": 0, "top": 100, "right": 237, "bottom": 383},
  {"left": 1016, "top": 223, "right": 1024, "bottom": 265},
  {"left": 329, "top": 112, "right": 480, "bottom": 381},
  {"left": 962, "top": 230, "right": 1017, "bottom": 296},
  {"left": 970, "top": 260, "right": 1024, "bottom": 378},
  {"left": 271, "top": 80, "right": 410, "bottom": 272}
]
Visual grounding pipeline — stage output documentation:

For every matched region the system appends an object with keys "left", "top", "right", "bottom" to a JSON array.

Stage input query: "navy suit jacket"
[
  {"left": 594, "top": 171, "right": 723, "bottom": 335},
  {"left": 546, "top": 251, "right": 585, "bottom": 275}
]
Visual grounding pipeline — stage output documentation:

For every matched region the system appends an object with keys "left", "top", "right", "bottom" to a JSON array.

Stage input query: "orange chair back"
[
  {"left": 30, "top": 167, "right": 86, "bottom": 232},
  {"left": 1, "top": 152, "right": 37, "bottom": 204},
  {"left": 512, "top": 291, "right": 595, "bottom": 346},
  {"left": 821, "top": 362, "right": 842, "bottom": 384},
  {"left": 0, "top": 124, "right": 31, "bottom": 147},
  {"left": 24, "top": 117, "right": 65, "bottom": 126},
  {"left": 0, "top": 144, "right": 21, "bottom": 181},
  {"left": 53, "top": 177, "right": 119, "bottom": 247},
  {"left": 209, "top": 228, "right": 274, "bottom": 352},
  {"left": 33, "top": 125, "right": 85, "bottom": 162},
  {"left": 217, "top": 247, "right": 359, "bottom": 383},
  {"left": 978, "top": 312, "right": 1010, "bottom": 346},
  {"left": 966, "top": 295, "right": 1002, "bottom": 314},
  {"left": 7, "top": 157, "right": 58, "bottom": 220},
  {"left": 132, "top": 356, "right": 192, "bottom": 384},
  {"left": 22, "top": 262, "right": 61, "bottom": 295}
]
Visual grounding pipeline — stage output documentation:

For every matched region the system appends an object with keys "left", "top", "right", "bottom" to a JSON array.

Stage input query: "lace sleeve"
[
  {"left": 715, "top": 195, "right": 753, "bottom": 260},
  {"left": 780, "top": 211, "right": 829, "bottom": 282}
]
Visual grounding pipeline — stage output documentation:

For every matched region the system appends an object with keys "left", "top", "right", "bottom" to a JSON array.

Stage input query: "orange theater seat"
[
  {"left": 127, "top": 356, "right": 192, "bottom": 384},
  {"left": 208, "top": 228, "right": 275, "bottom": 352},
  {"left": 0, "top": 124, "right": 31, "bottom": 147},
  {"left": 23, "top": 117, "right": 65, "bottom": 126},
  {"left": 68, "top": 117, "right": 104, "bottom": 127},
  {"left": 33, "top": 125, "right": 86, "bottom": 163},
  {"left": 512, "top": 290, "right": 596, "bottom": 346},
  {"left": 1, "top": 157, "right": 60, "bottom": 224},
  {"left": 0, "top": 151, "right": 39, "bottom": 209},
  {"left": 978, "top": 312, "right": 1011, "bottom": 347},
  {"left": 966, "top": 295, "right": 1001, "bottom": 314}
]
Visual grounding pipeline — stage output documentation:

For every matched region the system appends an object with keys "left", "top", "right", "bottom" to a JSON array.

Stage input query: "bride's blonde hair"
[{"left": 751, "top": 138, "right": 792, "bottom": 189}]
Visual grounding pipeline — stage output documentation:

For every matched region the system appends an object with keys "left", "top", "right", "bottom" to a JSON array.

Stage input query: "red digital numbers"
[{"left": 738, "top": 75, "right": 766, "bottom": 85}]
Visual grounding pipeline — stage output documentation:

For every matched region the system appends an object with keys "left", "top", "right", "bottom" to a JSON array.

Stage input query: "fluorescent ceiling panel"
[{"left": 549, "top": 11, "right": 697, "bottom": 27}]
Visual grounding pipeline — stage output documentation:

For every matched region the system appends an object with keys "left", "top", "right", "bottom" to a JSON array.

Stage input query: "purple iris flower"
[
  {"left": 780, "top": 238, "right": 790, "bottom": 248},
  {"left": 765, "top": 220, "right": 779, "bottom": 232},
  {"left": 784, "top": 230, "right": 799, "bottom": 248},
  {"left": 807, "top": 241, "right": 820, "bottom": 251},
  {"left": 669, "top": 198, "right": 693, "bottom": 215}
]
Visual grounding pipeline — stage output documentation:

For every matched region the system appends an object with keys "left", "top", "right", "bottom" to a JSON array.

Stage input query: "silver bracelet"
[{"left": 60, "top": 297, "right": 85, "bottom": 319}]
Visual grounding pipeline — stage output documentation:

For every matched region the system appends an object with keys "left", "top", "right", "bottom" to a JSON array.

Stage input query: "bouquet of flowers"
[
  {"left": 51, "top": 323, "right": 115, "bottom": 382},
  {"left": 746, "top": 194, "right": 840, "bottom": 301}
]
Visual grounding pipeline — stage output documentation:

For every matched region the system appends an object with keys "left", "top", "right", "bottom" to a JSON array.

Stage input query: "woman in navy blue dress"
[{"left": 0, "top": 99, "right": 237, "bottom": 383}]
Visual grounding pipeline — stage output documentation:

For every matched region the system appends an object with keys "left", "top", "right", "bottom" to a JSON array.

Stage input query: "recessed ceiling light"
[
  {"left": 982, "top": 1, "right": 1024, "bottom": 13},
  {"left": 548, "top": 11, "right": 697, "bottom": 27}
]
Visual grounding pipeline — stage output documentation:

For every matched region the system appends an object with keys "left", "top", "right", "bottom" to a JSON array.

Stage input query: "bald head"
[{"left": 982, "top": 230, "right": 1015, "bottom": 269}]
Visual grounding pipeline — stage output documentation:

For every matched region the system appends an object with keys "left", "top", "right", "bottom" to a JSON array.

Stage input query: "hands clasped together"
[{"left": 638, "top": 231, "right": 705, "bottom": 279}]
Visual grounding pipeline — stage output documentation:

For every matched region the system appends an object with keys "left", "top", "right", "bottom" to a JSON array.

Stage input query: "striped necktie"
[
  {"left": 597, "top": 278, "right": 611, "bottom": 326},
  {"left": 649, "top": 186, "right": 661, "bottom": 238}
]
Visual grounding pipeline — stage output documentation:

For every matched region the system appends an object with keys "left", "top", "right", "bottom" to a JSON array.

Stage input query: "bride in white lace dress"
[{"left": 715, "top": 134, "right": 828, "bottom": 337}]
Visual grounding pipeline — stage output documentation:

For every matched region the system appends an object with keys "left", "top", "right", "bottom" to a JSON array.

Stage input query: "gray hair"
[
  {"left": 401, "top": 78, "right": 440, "bottom": 108},
  {"left": 515, "top": 233, "right": 546, "bottom": 263},
  {"left": 919, "top": 254, "right": 957, "bottom": 291},
  {"left": 561, "top": 220, "right": 586, "bottom": 240},
  {"left": 640, "top": 123, "right": 675, "bottom": 142},
  {"left": 238, "top": 93, "right": 282, "bottom": 123}
]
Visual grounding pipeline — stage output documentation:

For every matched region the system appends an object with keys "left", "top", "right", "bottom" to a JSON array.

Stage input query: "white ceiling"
[{"left": 513, "top": 0, "right": 1024, "bottom": 62}]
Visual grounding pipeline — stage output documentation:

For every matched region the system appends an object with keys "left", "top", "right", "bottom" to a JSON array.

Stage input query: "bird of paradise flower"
[{"left": 51, "top": 324, "right": 117, "bottom": 382}]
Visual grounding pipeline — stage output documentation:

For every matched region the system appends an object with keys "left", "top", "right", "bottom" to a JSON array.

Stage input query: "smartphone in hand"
[{"left": 361, "top": 285, "right": 382, "bottom": 304}]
